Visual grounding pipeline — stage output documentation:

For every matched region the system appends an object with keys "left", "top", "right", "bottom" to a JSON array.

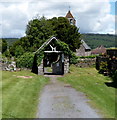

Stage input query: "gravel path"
[{"left": 36, "top": 75, "right": 101, "bottom": 118}]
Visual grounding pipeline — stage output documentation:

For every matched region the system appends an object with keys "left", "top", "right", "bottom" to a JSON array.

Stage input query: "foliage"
[
  {"left": 77, "top": 55, "right": 98, "bottom": 59},
  {"left": 2, "top": 38, "right": 19, "bottom": 47},
  {"left": 70, "top": 52, "right": 78, "bottom": 64},
  {"left": 15, "top": 45, "right": 24, "bottom": 57},
  {"left": 2, "top": 70, "right": 49, "bottom": 118},
  {"left": 36, "top": 50, "right": 44, "bottom": 66},
  {"left": 58, "top": 66, "right": 115, "bottom": 118},
  {"left": 16, "top": 52, "right": 34, "bottom": 69},
  {"left": 3, "top": 33, "right": 115, "bottom": 53},
  {"left": 6, "top": 16, "right": 81, "bottom": 69},
  {"left": 82, "top": 34, "right": 115, "bottom": 49},
  {"left": 99, "top": 61, "right": 108, "bottom": 74},
  {"left": 10, "top": 16, "right": 81, "bottom": 56},
  {"left": 9, "top": 17, "right": 55, "bottom": 55},
  {"left": 25, "top": 16, "right": 55, "bottom": 51},
  {"left": 35, "top": 39, "right": 78, "bottom": 65},
  {"left": 2, "top": 39, "right": 8, "bottom": 53},
  {"left": 49, "top": 17, "right": 81, "bottom": 51},
  {"left": 56, "top": 40, "right": 72, "bottom": 55},
  {"left": 3, "top": 50, "right": 12, "bottom": 58}
]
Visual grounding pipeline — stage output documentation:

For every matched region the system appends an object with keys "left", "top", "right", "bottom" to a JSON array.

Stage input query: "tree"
[
  {"left": 49, "top": 17, "right": 81, "bottom": 51},
  {"left": 25, "top": 16, "right": 55, "bottom": 51},
  {"left": 10, "top": 16, "right": 55, "bottom": 56},
  {"left": 10, "top": 16, "right": 81, "bottom": 57},
  {"left": 15, "top": 45, "right": 24, "bottom": 57},
  {"left": 16, "top": 52, "right": 34, "bottom": 68},
  {"left": 2, "top": 39, "right": 8, "bottom": 53}
]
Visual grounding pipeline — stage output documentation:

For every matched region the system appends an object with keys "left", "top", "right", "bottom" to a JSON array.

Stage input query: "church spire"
[{"left": 65, "top": 10, "right": 76, "bottom": 25}]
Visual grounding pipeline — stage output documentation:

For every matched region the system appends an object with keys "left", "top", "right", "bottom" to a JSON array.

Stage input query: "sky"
[{"left": 0, "top": 0, "right": 116, "bottom": 38}]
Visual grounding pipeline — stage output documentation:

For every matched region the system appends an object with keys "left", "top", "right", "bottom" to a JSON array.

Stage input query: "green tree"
[
  {"left": 2, "top": 39, "right": 8, "bottom": 53},
  {"left": 9, "top": 40, "right": 21, "bottom": 56},
  {"left": 16, "top": 52, "right": 34, "bottom": 68},
  {"left": 10, "top": 16, "right": 81, "bottom": 57},
  {"left": 49, "top": 17, "right": 81, "bottom": 51},
  {"left": 26, "top": 16, "right": 55, "bottom": 51},
  {"left": 15, "top": 45, "right": 24, "bottom": 57}
]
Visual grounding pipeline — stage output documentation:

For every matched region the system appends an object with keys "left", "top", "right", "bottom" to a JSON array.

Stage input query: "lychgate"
[{"left": 33, "top": 36, "right": 69, "bottom": 75}]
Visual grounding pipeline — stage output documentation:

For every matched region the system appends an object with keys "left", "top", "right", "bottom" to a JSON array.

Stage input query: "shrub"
[
  {"left": 15, "top": 45, "right": 24, "bottom": 58},
  {"left": 70, "top": 53, "right": 78, "bottom": 64},
  {"left": 78, "top": 55, "right": 98, "bottom": 59},
  {"left": 16, "top": 52, "right": 34, "bottom": 69},
  {"left": 3, "top": 50, "right": 12, "bottom": 58},
  {"left": 99, "top": 61, "right": 108, "bottom": 74}
]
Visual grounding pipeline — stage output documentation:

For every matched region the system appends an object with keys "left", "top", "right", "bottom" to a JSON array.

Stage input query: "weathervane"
[{"left": 69, "top": 6, "right": 71, "bottom": 11}]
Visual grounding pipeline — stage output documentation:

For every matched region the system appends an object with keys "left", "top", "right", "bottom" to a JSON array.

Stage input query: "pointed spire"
[{"left": 65, "top": 10, "right": 74, "bottom": 18}]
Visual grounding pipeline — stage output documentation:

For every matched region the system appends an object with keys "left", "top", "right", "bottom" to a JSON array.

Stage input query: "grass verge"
[
  {"left": 58, "top": 65, "right": 115, "bottom": 118},
  {"left": 2, "top": 70, "right": 49, "bottom": 118}
]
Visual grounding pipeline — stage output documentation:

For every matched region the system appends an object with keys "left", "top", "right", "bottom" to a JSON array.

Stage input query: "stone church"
[{"left": 65, "top": 10, "right": 91, "bottom": 56}]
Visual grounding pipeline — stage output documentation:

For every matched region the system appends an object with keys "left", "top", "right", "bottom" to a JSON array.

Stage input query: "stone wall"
[
  {"left": 76, "top": 58, "right": 96, "bottom": 67},
  {"left": 64, "top": 55, "right": 69, "bottom": 73},
  {"left": 38, "top": 60, "right": 44, "bottom": 75},
  {"left": 1, "top": 61, "right": 16, "bottom": 71}
]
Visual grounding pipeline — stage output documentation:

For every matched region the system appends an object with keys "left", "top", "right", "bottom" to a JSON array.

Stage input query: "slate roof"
[
  {"left": 66, "top": 10, "right": 74, "bottom": 18},
  {"left": 81, "top": 40, "right": 91, "bottom": 50}
]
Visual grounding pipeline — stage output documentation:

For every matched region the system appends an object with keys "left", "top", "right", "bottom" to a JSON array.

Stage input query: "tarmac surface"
[{"left": 36, "top": 75, "right": 101, "bottom": 118}]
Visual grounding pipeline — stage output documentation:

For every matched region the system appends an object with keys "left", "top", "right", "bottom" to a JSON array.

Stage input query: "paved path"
[{"left": 36, "top": 75, "right": 101, "bottom": 118}]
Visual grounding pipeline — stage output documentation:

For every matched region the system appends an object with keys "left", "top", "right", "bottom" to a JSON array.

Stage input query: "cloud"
[
  {"left": 71, "top": 1, "right": 115, "bottom": 34},
  {"left": 0, "top": 0, "right": 115, "bottom": 38}
]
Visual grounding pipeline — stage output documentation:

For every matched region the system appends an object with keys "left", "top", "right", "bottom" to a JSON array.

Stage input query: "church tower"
[{"left": 65, "top": 10, "right": 76, "bottom": 25}]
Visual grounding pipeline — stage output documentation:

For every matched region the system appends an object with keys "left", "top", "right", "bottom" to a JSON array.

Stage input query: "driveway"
[{"left": 36, "top": 75, "right": 101, "bottom": 118}]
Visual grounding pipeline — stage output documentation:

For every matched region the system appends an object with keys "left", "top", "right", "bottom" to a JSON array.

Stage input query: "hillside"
[
  {"left": 1, "top": 34, "right": 115, "bottom": 49},
  {"left": 82, "top": 34, "right": 115, "bottom": 49}
]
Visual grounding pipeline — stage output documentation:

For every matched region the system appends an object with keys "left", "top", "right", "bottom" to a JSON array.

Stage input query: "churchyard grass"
[
  {"left": 2, "top": 70, "right": 49, "bottom": 118},
  {"left": 58, "top": 65, "right": 116, "bottom": 118}
]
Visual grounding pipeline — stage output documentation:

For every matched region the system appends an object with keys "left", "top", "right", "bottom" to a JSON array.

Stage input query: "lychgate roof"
[{"left": 34, "top": 36, "right": 58, "bottom": 53}]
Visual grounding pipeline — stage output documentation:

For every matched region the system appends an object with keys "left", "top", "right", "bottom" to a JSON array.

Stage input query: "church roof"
[
  {"left": 91, "top": 45, "right": 106, "bottom": 54},
  {"left": 81, "top": 40, "right": 91, "bottom": 50},
  {"left": 65, "top": 10, "right": 74, "bottom": 18}
]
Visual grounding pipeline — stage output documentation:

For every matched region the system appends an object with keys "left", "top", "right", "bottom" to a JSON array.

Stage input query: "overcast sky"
[{"left": 0, "top": 0, "right": 116, "bottom": 38}]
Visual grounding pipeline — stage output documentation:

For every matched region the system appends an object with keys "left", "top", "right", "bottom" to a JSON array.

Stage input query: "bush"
[
  {"left": 15, "top": 45, "right": 24, "bottom": 58},
  {"left": 16, "top": 52, "right": 34, "bottom": 69},
  {"left": 70, "top": 53, "right": 78, "bottom": 64},
  {"left": 78, "top": 55, "right": 98, "bottom": 59},
  {"left": 2, "top": 39, "right": 7, "bottom": 53},
  {"left": 99, "top": 61, "right": 108, "bottom": 74},
  {"left": 3, "top": 50, "right": 12, "bottom": 58}
]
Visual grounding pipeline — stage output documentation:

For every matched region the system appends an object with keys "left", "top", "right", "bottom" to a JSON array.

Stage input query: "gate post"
[{"left": 38, "top": 60, "right": 44, "bottom": 75}]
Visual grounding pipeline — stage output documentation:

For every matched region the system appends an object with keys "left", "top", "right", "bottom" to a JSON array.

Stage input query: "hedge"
[{"left": 16, "top": 52, "right": 34, "bottom": 69}]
